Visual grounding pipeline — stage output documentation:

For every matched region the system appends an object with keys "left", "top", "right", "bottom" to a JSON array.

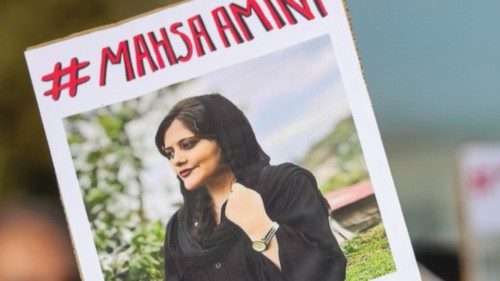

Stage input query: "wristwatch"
[{"left": 251, "top": 221, "right": 279, "bottom": 252}]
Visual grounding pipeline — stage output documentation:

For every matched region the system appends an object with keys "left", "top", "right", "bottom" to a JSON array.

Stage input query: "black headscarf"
[{"left": 160, "top": 94, "right": 270, "bottom": 274}]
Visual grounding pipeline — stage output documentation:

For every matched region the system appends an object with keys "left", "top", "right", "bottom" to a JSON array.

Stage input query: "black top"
[
  {"left": 164, "top": 163, "right": 347, "bottom": 281},
  {"left": 159, "top": 94, "right": 346, "bottom": 280}
]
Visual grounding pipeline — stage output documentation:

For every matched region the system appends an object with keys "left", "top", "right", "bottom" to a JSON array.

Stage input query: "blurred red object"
[{"left": 324, "top": 180, "right": 374, "bottom": 211}]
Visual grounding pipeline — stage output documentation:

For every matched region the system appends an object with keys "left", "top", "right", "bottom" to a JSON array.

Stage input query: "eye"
[
  {"left": 180, "top": 138, "right": 198, "bottom": 150},
  {"left": 163, "top": 149, "right": 174, "bottom": 160}
]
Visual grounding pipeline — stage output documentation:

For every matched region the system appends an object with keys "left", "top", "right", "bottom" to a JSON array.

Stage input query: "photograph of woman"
[{"left": 155, "top": 94, "right": 347, "bottom": 281}]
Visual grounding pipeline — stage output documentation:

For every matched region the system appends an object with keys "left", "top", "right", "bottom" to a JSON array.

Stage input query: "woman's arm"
[
  {"left": 164, "top": 217, "right": 181, "bottom": 281},
  {"left": 164, "top": 242, "right": 181, "bottom": 281},
  {"left": 268, "top": 168, "right": 347, "bottom": 280},
  {"left": 225, "top": 167, "right": 347, "bottom": 280}
]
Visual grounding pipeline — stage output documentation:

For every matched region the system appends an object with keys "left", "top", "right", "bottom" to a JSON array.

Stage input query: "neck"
[{"left": 206, "top": 168, "right": 235, "bottom": 206}]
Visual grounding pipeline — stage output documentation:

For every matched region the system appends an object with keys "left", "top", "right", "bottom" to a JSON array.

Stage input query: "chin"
[{"left": 182, "top": 179, "right": 203, "bottom": 191}]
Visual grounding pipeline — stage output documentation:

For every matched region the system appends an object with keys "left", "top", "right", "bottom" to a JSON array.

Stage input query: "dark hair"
[
  {"left": 155, "top": 96, "right": 220, "bottom": 241},
  {"left": 155, "top": 97, "right": 215, "bottom": 157}
]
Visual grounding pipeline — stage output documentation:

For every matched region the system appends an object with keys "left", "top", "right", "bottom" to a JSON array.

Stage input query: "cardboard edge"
[{"left": 341, "top": 0, "right": 373, "bottom": 106}]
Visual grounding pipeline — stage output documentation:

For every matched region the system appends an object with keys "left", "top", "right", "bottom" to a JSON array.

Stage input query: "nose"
[{"left": 172, "top": 150, "right": 187, "bottom": 166}]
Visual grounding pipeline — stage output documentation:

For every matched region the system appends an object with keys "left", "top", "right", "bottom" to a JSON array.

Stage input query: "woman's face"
[{"left": 163, "top": 119, "right": 223, "bottom": 190}]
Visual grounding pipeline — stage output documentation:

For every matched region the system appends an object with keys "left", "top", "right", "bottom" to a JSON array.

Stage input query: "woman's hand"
[
  {"left": 225, "top": 183, "right": 273, "bottom": 241},
  {"left": 225, "top": 183, "right": 282, "bottom": 269}
]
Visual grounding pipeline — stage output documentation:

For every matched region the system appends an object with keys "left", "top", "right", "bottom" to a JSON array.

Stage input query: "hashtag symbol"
[{"left": 41, "top": 57, "right": 91, "bottom": 101}]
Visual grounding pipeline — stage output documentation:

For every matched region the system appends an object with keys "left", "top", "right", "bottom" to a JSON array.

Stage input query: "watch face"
[{"left": 252, "top": 241, "right": 267, "bottom": 252}]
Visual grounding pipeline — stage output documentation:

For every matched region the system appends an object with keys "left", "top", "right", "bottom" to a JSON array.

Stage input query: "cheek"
[
  {"left": 202, "top": 150, "right": 220, "bottom": 170},
  {"left": 197, "top": 145, "right": 222, "bottom": 172}
]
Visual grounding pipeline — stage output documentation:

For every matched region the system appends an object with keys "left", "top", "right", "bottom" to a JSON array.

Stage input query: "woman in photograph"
[{"left": 155, "top": 94, "right": 346, "bottom": 281}]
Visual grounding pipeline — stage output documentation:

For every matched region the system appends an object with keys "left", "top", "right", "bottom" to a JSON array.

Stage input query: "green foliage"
[
  {"left": 124, "top": 221, "right": 165, "bottom": 280},
  {"left": 320, "top": 169, "right": 369, "bottom": 193},
  {"left": 65, "top": 99, "right": 166, "bottom": 280},
  {"left": 99, "top": 115, "right": 124, "bottom": 139},
  {"left": 342, "top": 224, "right": 396, "bottom": 280},
  {"left": 300, "top": 116, "right": 369, "bottom": 193}
]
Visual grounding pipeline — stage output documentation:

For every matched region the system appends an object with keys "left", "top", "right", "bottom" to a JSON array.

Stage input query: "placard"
[
  {"left": 25, "top": 0, "right": 420, "bottom": 280},
  {"left": 457, "top": 143, "right": 500, "bottom": 281}
]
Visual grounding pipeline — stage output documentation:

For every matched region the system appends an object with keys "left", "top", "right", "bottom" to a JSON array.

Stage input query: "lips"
[{"left": 179, "top": 167, "right": 195, "bottom": 178}]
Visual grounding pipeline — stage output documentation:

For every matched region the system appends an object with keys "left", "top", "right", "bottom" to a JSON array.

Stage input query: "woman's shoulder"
[
  {"left": 261, "top": 162, "right": 316, "bottom": 184},
  {"left": 259, "top": 163, "right": 330, "bottom": 215},
  {"left": 258, "top": 163, "right": 318, "bottom": 197}
]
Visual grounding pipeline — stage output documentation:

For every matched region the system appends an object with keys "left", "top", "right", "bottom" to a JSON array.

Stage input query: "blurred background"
[{"left": 2, "top": 0, "right": 500, "bottom": 280}]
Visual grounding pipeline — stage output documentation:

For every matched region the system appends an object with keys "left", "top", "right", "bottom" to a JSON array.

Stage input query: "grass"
[{"left": 342, "top": 224, "right": 396, "bottom": 280}]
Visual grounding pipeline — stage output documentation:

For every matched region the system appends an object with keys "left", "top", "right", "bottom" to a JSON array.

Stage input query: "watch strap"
[
  {"left": 252, "top": 221, "right": 279, "bottom": 252},
  {"left": 261, "top": 221, "right": 279, "bottom": 245}
]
